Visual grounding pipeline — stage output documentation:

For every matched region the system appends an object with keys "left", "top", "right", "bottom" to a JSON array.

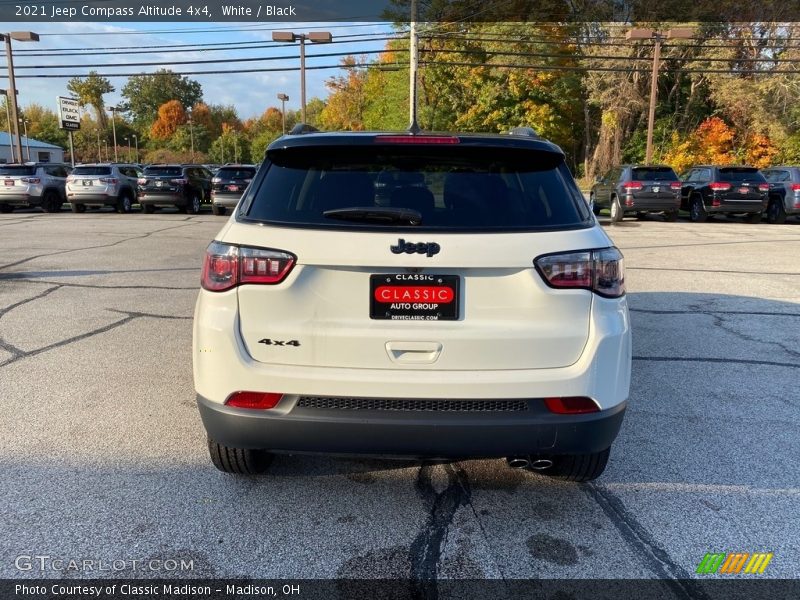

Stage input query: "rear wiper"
[{"left": 323, "top": 206, "right": 422, "bottom": 225}]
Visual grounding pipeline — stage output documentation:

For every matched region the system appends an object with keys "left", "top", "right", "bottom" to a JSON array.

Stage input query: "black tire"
[
  {"left": 141, "top": 203, "right": 155, "bottom": 214},
  {"left": 590, "top": 193, "right": 601, "bottom": 216},
  {"left": 185, "top": 193, "right": 201, "bottom": 215},
  {"left": 532, "top": 448, "right": 610, "bottom": 482},
  {"left": 664, "top": 209, "right": 679, "bottom": 222},
  {"left": 212, "top": 204, "right": 226, "bottom": 216},
  {"left": 767, "top": 200, "right": 786, "bottom": 224},
  {"left": 41, "top": 191, "right": 61, "bottom": 213},
  {"left": 689, "top": 196, "right": 707, "bottom": 223},
  {"left": 746, "top": 212, "right": 763, "bottom": 224},
  {"left": 70, "top": 203, "right": 86, "bottom": 213},
  {"left": 609, "top": 196, "right": 623, "bottom": 223},
  {"left": 208, "top": 438, "right": 272, "bottom": 475},
  {"left": 116, "top": 192, "right": 133, "bottom": 214},
  {"left": 0, "top": 204, "right": 13, "bottom": 213}
]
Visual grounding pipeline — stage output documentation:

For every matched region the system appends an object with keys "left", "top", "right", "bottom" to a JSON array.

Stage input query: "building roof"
[{"left": 0, "top": 132, "right": 64, "bottom": 150}]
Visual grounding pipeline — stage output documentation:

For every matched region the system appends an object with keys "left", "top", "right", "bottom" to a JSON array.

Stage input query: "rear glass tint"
[
  {"left": 0, "top": 166, "right": 35, "bottom": 176},
  {"left": 631, "top": 167, "right": 678, "bottom": 181},
  {"left": 216, "top": 168, "right": 256, "bottom": 179},
  {"left": 144, "top": 167, "right": 182, "bottom": 177},
  {"left": 72, "top": 166, "right": 112, "bottom": 176},
  {"left": 718, "top": 168, "right": 765, "bottom": 182},
  {"left": 245, "top": 146, "right": 590, "bottom": 231}
]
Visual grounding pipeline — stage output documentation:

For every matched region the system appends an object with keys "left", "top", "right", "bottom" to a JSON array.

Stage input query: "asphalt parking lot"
[{"left": 0, "top": 209, "right": 798, "bottom": 586}]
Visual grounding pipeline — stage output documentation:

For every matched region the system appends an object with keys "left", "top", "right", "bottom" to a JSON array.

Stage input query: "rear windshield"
[
  {"left": 718, "top": 168, "right": 765, "bottom": 182},
  {"left": 0, "top": 166, "right": 35, "bottom": 176},
  {"left": 244, "top": 146, "right": 591, "bottom": 231},
  {"left": 72, "top": 166, "right": 112, "bottom": 176},
  {"left": 216, "top": 168, "right": 256, "bottom": 179},
  {"left": 144, "top": 166, "right": 182, "bottom": 177},
  {"left": 631, "top": 167, "right": 678, "bottom": 181}
]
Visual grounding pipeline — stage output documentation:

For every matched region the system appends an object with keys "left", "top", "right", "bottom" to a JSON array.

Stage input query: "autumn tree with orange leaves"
[{"left": 150, "top": 100, "right": 187, "bottom": 140}]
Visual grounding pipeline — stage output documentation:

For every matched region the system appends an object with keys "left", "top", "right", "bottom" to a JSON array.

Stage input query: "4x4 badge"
[{"left": 390, "top": 238, "right": 441, "bottom": 257}]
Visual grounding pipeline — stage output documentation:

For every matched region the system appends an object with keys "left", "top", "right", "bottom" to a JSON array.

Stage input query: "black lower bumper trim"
[{"left": 197, "top": 395, "right": 627, "bottom": 458}]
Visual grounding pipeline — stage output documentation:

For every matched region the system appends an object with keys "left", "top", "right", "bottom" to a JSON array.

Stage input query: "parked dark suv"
[
  {"left": 210, "top": 164, "right": 257, "bottom": 216},
  {"left": 680, "top": 166, "right": 768, "bottom": 223},
  {"left": 760, "top": 166, "right": 800, "bottom": 224},
  {"left": 138, "top": 164, "right": 212, "bottom": 214},
  {"left": 590, "top": 165, "right": 682, "bottom": 222}
]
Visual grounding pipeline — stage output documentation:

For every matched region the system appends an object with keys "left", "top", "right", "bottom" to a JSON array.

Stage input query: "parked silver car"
[
  {"left": 66, "top": 163, "right": 141, "bottom": 213},
  {"left": 210, "top": 164, "right": 256, "bottom": 216},
  {"left": 760, "top": 166, "right": 800, "bottom": 224},
  {"left": 0, "top": 163, "right": 68, "bottom": 213}
]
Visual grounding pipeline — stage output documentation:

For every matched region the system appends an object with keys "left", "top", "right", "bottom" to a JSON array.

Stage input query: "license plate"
[
  {"left": 4, "top": 179, "right": 13, "bottom": 186},
  {"left": 370, "top": 274, "right": 459, "bottom": 321},
  {"left": 227, "top": 184, "right": 239, "bottom": 192},
  {"left": 739, "top": 187, "right": 749, "bottom": 194},
  {"left": 82, "top": 179, "right": 92, "bottom": 186}
]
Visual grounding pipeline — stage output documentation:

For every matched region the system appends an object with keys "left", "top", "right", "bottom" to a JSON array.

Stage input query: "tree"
[
  {"left": 150, "top": 100, "right": 187, "bottom": 140},
  {"left": 67, "top": 71, "right": 114, "bottom": 128},
  {"left": 18, "top": 104, "right": 68, "bottom": 148},
  {"left": 121, "top": 69, "right": 202, "bottom": 126}
]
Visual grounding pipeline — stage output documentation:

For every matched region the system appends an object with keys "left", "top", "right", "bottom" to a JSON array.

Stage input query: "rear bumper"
[
  {"left": 624, "top": 196, "right": 680, "bottom": 212},
  {"left": 0, "top": 193, "right": 44, "bottom": 206},
  {"left": 67, "top": 192, "right": 117, "bottom": 205},
  {"left": 197, "top": 394, "right": 626, "bottom": 457},
  {"left": 211, "top": 193, "right": 242, "bottom": 208},
  {"left": 709, "top": 199, "right": 766, "bottom": 213},
  {"left": 139, "top": 192, "right": 185, "bottom": 206}
]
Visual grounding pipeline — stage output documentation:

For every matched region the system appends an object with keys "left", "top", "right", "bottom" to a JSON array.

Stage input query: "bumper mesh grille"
[{"left": 296, "top": 396, "right": 529, "bottom": 412}]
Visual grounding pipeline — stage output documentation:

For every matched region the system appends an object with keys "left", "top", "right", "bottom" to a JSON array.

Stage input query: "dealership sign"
[{"left": 57, "top": 96, "right": 81, "bottom": 130}]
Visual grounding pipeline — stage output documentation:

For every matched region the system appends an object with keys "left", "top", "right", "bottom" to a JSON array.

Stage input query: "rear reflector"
[
  {"left": 544, "top": 397, "right": 599, "bottom": 414},
  {"left": 376, "top": 135, "right": 460, "bottom": 145},
  {"left": 226, "top": 392, "right": 283, "bottom": 410},
  {"left": 535, "top": 247, "right": 625, "bottom": 298},
  {"left": 709, "top": 182, "right": 731, "bottom": 191},
  {"left": 201, "top": 241, "right": 296, "bottom": 292},
  {"left": 712, "top": 199, "right": 721, "bottom": 207}
]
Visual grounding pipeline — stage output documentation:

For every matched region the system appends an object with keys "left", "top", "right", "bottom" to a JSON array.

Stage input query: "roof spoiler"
[
  {"left": 289, "top": 123, "right": 320, "bottom": 135},
  {"left": 508, "top": 127, "right": 541, "bottom": 139}
]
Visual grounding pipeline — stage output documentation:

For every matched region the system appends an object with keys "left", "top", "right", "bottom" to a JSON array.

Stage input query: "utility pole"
[
  {"left": 108, "top": 106, "right": 119, "bottom": 161},
  {"left": 1, "top": 90, "right": 15, "bottom": 162},
  {"left": 132, "top": 134, "right": 138, "bottom": 163},
  {"left": 1, "top": 32, "right": 39, "bottom": 164},
  {"left": 19, "top": 118, "right": 30, "bottom": 161},
  {"left": 96, "top": 127, "right": 101, "bottom": 162},
  {"left": 272, "top": 31, "right": 332, "bottom": 123},
  {"left": 626, "top": 27, "right": 694, "bottom": 164},
  {"left": 409, "top": 0, "right": 419, "bottom": 132}
]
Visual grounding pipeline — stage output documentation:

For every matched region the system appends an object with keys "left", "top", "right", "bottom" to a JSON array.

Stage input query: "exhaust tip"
[
  {"left": 506, "top": 457, "right": 530, "bottom": 469},
  {"left": 529, "top": 459, "right": 554, "bottom": 471}
]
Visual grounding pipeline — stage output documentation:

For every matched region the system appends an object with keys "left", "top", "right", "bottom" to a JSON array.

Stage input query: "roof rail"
[
  {"left": 289, "top": 123, "right": 320, "bottom": 135},
  {"left": 508, "top": 127, "right": 540, "bottom": 138}
]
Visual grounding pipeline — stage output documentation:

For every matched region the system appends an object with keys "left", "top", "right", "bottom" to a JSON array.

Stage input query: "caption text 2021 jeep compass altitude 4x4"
[{"left": 193, "top": 128, "right": 631, "bottom": 482}]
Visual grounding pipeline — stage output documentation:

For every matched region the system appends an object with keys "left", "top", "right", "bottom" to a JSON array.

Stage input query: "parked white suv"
[
  {"left": 0, "top": 163, "right": 68, "bottom": 213},
  {"left": 193, "top": 128, "right": 631, "bottom": 481},
  {"left": 66, "top": 163, "right": 141, "bottom": 213}
]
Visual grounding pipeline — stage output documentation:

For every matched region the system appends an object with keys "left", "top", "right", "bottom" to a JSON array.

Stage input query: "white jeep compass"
[{"left": 193, "top": 127, "right": 631, "bottom": 481}]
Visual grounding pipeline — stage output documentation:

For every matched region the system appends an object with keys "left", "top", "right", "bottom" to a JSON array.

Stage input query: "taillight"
[
  {"left": 670, "top": 181, "right": 682, "bottom": 190},
  {"left": 791, "top": 184, "right": 800, "bottom": 192},
  {"left": 211, "top": 177, "right": 221, "bottom": 183},
  {"left": 535, "top": 247, "right": 625, "bottom": 298},
  {"left": 757, "top": 183, "right": 769, "bottom": 192},
  {"left": 376, "top": 135, "right": 460, "bottom": 145},
  {"left": 66, "top": 176, "right": 74, "bottom": 183},
  {"left": 171, "top": 177, "right": 189, "bottom": 185},
  {"left": 99, "top": 177, "right": 118, "bottom": 184},
  {"left": 709, "top": 182, "right": 731, "bottom": 191},
  {"left": 225, "top": 392, "right": 283, "bottom": 410},
  {"left": 20, "top": 177, "right": 40, "bottom": 184},
  {"left": 201, "top": 241, "right": 295, "bottom": 292},
  {"left": 622, "top": 181, "right": 643, "bottom": 191},
  {"left": 137, "top": 178, "right": 147, "bottom": 185},
  {"left": 544, "top": 397, "right": 599, "bottom": 414}
]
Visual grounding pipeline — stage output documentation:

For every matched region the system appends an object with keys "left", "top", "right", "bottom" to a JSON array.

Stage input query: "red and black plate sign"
[{"left": 370, "top": 274, "right": 459, "bottom": 321}]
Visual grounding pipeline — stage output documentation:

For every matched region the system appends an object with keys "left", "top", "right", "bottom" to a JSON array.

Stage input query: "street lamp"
[
  {"left": 626, "top": 27, "right": 694, "bottom": 164},
  {"left": 132, "top": 134, "right": 138, "bottom": 163},
  {"left": 0, "top": 89, "right": 17, "bottom": 162},
  {"left": 18, "top": 117, "right": 30, "bottom": 161},
  {"left": 123, "top": 136, "right": 131, "bottom": 162},
  {"left": 272, "top": 31, "right": 332, "bottom": 123},
  {"left": 277, "top": 93, "right": 289, "bottom": 134},
  {"left": 0, "top": 31, "right": 39, "bottom": 163},
  {"left": 187, "top": 112, "right": 194, "bottom": 161},
  {"left": 107, "top": 106, "right": 119, "bottom": 161}
]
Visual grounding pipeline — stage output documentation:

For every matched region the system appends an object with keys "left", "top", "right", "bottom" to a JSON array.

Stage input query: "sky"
[{"left": 5, "top": 21, "right": 399, "bottom": 121}]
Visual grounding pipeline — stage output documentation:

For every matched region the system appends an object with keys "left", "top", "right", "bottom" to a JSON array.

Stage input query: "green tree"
[
  {"left": 67, "top": 71, "right": 114, "bottom": 129},
  {"left": 121, "top": 70, "right": 202, "bottom": 127}
]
